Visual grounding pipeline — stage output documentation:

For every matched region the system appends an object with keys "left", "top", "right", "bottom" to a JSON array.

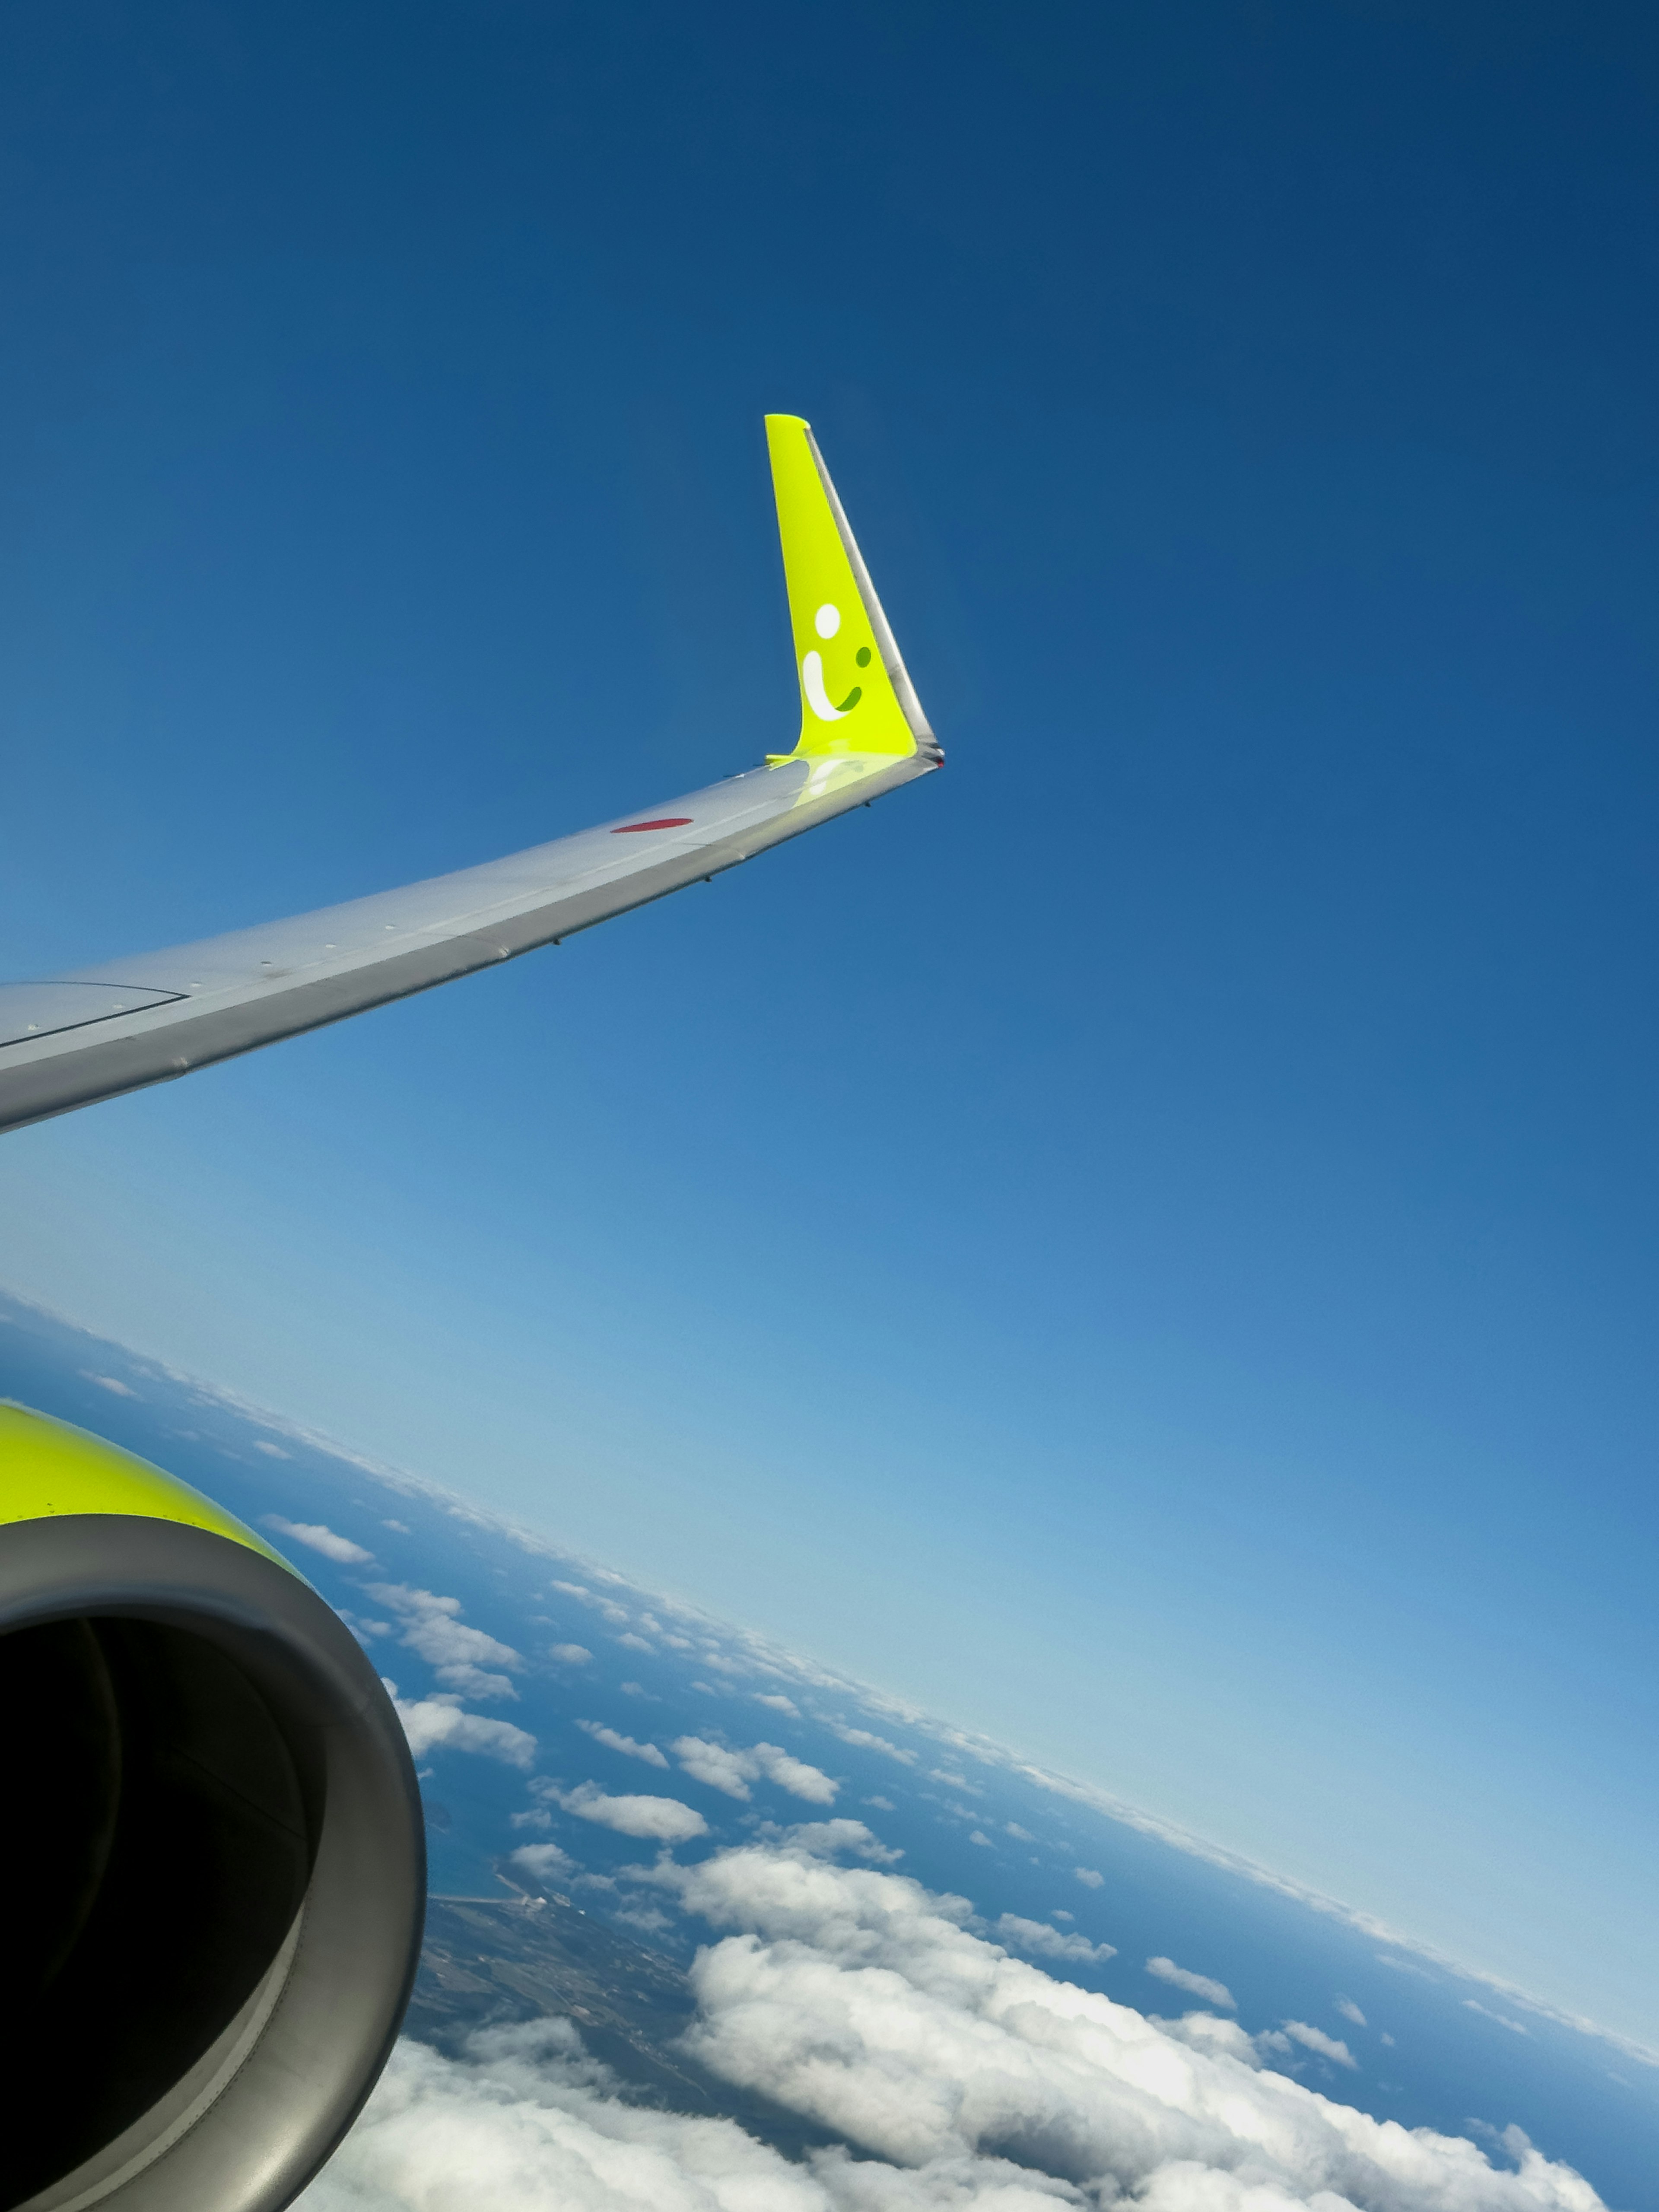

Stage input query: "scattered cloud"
[
  {"left": 543, "top": 1781, "right": 708, "bottom": 1843},
  {"left": 613, "top": 1904, "right": 672, "bottom": 1935},
  {"left": 382, "top": 1683, "right": 535, "bottom": 1770},
  {"left": 1050, "top": 1909, "right": 1074, "bottom": 1923},
  {"left": 862, "top": 1796, "right": 895, "bottom": 1813},
  {"left": 1073, "top": 1866, "right": 1104, "bottom": 1889},
  {"left": 301, "top": 2021, "right": 1087, "bottom": 2212},
  {"left": 263, "top": 1516, "right": 375, "bottom": 1566},
  {"left": 617, "top": 1632, "right": 654, "bottom": 1652},
  {"left": 553, "top": 1580, "right": 629, "bottom": 1624},
  {"left": 1004, "top": 1822, "right": 1035, "bottom": 1842},
  {"left": 968, "top": 1830, "right": 993, "bottom": 1847},
  {"left": 828, "top": 1723, "right": 916, "bottom": 1766},
  {"left": 509, "top": 1843, "right": 575, "bottom": 1885},
  {"left": 524, "top": 1840, "right": 1597, "bottom": 2212},
  {"left": 82, "top": 1372, "right": 135, "bottom": 1397},
  {"left": 367, "top": 1583, "right": 524, "bottom": 1700},
  {"left": 1465, "top": 1999, "right": 1532, "bottom": 2037},
  {"left": 672, "top": 1738, "right": 838, "bottom": 1806},
  {"left": 548, "top": 1643, "right": 593, "bottom": 1666},
  {"left": 337, "top": 1609, "right": 392, "bottom": 1643},
  {"left": 741, "top": 1819, "right": 903, "bottom": 1866},
  {"left": 253, "top": 1439, "right": 290, "bottom": 1459},
  {"left": 753, "top": 1693, "right": 800, "bottom": 1717},
  {"left": 1272, "top": 2019, "right": 1358, "bottom": 2069},
  {"left": 1145, "top": 1956, "right": 1235, "bottom": 2010},
  {"left": 382, "top": 1519, "right": 411, "bottom": 1535},
  {"left": 578, "top": 1721, "right": 668, "bottom": 1769},
  {"left": 994, "top": 1913, "right": 1116, "bottom": 1965},
  {"left": 1335, "top": 1996, "right": 1367, "bottom": 2027}
]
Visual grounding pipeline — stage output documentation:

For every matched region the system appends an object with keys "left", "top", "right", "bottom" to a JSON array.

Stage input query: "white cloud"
[
  {"left": 617, "top": 1632, "right": 654, "bottom": 1652},
  {"left": 1274, "top": 2020, "right": 1358, "bottom": 2069},
  {"left": 1465, "top": 1999, "right": 1532, "bottom": 2037},
  {"left": 550, "top": 1643, "right": 593, "bottom": 1665},
  {"left": 614, "top": 1904, "right": 672, "bottom": 1936},
  {"left": 1005, "top": 1822, "right": 1035, "bottom": 1842},
  {"left": 994, "top": 1914, "right": 1116, "bottom": 1965},
  {"left": 739, "top": 1820, "right": 903, "bottom": 1867},
  {"left": 298, "top": 2022, "right": 1081, "bottom": 2211},
  {"left": 510, "top": 1843, "right": 576, "bottom": 1885},
  {"left": 754, "top": 1693, "right": 800, "bottom": 1717},
  {"left": 829, "top": 1724, "right": 916, "bottom": 1766},
  {"left": 968, "top": 1830, "right": 993, "bottom": 1847},
  {"left": 1146, "top": 1956, "right": 1236, "bottom": 2010},
  {"left": 863, "top": 1796, "right": 895, "bottom": 1813},
  {"left": 554, "top": 1580, "right": 630, "bottom": 1624},
  {"left": 82, "top": 1371, "right": 135, "bottom": 1397},
  {"left": 672, "top": 1738, "right": 838, "bottom": 1807},
  {"left": 383, "top": 1519, "right": 411, "bottom": 1534},
  {"left": 758, "top": 1747, "right": 839, "bottom": 1806},
  {"left": 263, "top": 1516, "right": 375, "bottom": 1566},
  {"left": 367, "top": 1583, "right": 524, "bottom": 1700},
  {"left": 651, "top": 1841, "right": 1602, "bottom": 2210},
  {"left": 253, "top": 1438, "right": 291, "bottom": 1459},
  {"left": 383, "top": 1684, "right": 536, "bottom": 1770},
  {"left": 1336, "top": 1996, "right": 1367, "bottom": 2027},
  {"left": 1073, "top": 1866, "right": 1104, "bottom": 1889},
  {"left": 1159, "top": 2011, "right": 1266, "bottom": 2069},
  {"left": 672, "top": 1738, "right": 755, "bottom": 1799},
  {"left": 578, "top": 1721, "right": 668, "bottom": 1769},
  {"left": 548, "top": 1782, "right": 708, "bottom": 1843}
]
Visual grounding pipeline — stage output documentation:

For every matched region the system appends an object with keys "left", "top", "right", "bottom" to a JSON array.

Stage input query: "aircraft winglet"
[{"left": 764, "top": 415, "right": 941, "bottom": 766}]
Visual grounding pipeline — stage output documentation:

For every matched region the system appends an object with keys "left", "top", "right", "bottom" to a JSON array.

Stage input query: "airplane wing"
[{"left": 0, "top": 416, "right": 941, "bottom": 1135}]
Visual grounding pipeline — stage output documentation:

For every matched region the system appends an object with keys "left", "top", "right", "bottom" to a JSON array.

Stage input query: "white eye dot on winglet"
[{"left": 814, "top": 602, "right": 841, "bottom": 638}]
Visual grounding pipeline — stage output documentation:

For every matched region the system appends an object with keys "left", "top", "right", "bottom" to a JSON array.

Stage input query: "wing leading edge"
[{"left": 0, "top": 416, "right": 941, "bottom": 1135}]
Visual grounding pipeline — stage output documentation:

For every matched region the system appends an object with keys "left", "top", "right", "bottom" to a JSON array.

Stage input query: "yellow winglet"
[{"left": 765, "top": 414, "right": 938, "bottom": 763}]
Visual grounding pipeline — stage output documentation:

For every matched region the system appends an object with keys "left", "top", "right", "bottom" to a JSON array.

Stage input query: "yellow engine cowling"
[{"left": 1, "top": 1404, "right": 424, "bottom": 2212}]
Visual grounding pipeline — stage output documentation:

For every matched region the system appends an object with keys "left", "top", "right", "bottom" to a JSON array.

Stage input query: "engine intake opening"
[
  {"left": 0, "top": 1514, "right": 423, "bottom": 2212},
  {"left": 4, "top": 1619, "right": 313, "bottom": 2207}
]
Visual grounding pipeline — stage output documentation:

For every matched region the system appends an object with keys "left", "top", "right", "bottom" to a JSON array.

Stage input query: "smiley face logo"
[{"left": 802, "top": 601, "right": 873, "bottom": 722}]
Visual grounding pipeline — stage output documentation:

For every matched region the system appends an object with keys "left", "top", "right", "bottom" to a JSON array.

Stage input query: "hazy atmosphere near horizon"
[{"left": 2, "top": 4, "right": 1656, "bottom": 2206}]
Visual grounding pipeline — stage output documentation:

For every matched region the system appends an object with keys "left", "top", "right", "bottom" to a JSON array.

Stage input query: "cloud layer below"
[{"left": 302, "top": 1835, "right": 1604, "bottom": 2212}]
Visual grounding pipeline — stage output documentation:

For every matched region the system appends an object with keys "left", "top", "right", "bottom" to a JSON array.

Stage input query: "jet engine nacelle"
[{"left": 1, "top": 1405, "right": 424, "bottom": 2212}]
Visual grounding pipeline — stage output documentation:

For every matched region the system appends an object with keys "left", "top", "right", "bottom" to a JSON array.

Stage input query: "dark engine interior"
[{"left": 2, "top": 1617, "right": 315, "bottom": 2209}]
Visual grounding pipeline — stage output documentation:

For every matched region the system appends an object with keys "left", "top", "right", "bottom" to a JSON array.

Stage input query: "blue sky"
[{"left": 2, "top": 2, "right": 1656, "bottom": 2050}]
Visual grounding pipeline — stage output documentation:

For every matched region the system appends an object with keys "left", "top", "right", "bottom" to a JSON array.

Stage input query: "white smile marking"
[{"left": 802, "top": 649, "right": 850, "bottom": 721}]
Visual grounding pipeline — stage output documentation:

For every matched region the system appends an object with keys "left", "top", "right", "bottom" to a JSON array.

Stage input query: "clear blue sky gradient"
[{"left": 2, "top": 3, "right": 1656, "bottom": 2046}]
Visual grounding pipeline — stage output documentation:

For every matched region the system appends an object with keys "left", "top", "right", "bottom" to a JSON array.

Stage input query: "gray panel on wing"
[{"left": 0, "top": 982, "right": 186, "bottom": 1048}]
